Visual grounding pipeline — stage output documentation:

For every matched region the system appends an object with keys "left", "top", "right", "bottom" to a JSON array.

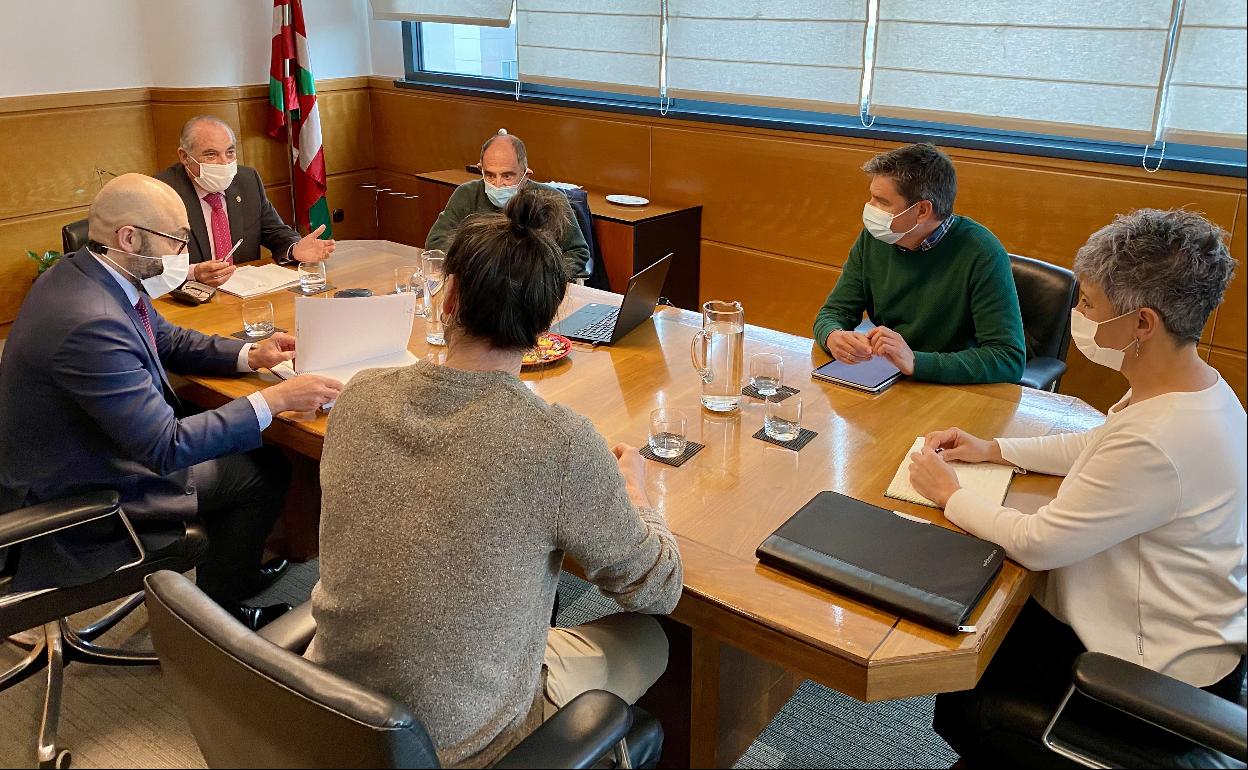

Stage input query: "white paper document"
[
  {"left": 271, "top": 293, "right": 419, "bottom": 406},
  {"left": 886, "top": 437, "right": 1018, "bottom": 509},
  {"left": 218, "top": 264, "right": 302, "bottom": 298}
]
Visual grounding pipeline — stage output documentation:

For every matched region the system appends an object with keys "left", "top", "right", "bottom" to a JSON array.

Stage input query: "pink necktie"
[
  {"left": 134, "top": 299, "right": 157, "bottom": 349},
  {"left": 204, "top": 192, "right": 233, "bottom": 263}
]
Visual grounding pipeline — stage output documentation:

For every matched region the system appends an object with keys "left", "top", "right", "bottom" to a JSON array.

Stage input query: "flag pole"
[{"left": 283, "top": 0, "right": 300, "bottom": 234}]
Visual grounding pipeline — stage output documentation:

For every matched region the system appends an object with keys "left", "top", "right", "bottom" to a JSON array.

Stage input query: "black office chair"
[
  {"left": 60, "top": 219, "right": 89, "bottom": 255},
  {"left": 0, "top": 491, "right": 208, "bottom": 769},
  {"left": 560, "top": 188, "right": 611, "bottom": 292},
  {"left": 144, "top": 570, "right": 665, "bottom": 769},
  {"left": 1010, "top": 254, "right": 1078, "bottom": 392}
]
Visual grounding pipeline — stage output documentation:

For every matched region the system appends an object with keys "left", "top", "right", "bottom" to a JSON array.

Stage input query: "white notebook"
[
  {"left": 886, "top": 437, "right": 1018, "bottom": 508},
  {"left": 218, "top": 264, "right": 302, "bottom": 298}
]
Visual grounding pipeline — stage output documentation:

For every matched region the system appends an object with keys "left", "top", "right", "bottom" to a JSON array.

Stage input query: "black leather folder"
[{"left": 756, "top": 491, "right": 1005, "bottom": 633}]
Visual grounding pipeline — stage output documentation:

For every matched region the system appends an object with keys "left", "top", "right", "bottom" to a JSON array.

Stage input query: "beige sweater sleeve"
[{"left": 555, "top": 417, "right": 683, "bottom": 615}]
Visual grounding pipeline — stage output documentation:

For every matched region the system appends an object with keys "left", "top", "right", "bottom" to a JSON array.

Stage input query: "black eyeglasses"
[{"left": 121, "top": 225, "right": 190, "bottom": 255}]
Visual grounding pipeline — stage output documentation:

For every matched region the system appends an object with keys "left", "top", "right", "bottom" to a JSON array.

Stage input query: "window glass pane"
[{"left": 419, "top": 22, "right": 518, "bottom": 79}]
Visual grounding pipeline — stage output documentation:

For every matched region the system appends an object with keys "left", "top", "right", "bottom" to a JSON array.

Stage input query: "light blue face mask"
[{"left": 484, "top": 176, "right": 525, "bottom": 208}]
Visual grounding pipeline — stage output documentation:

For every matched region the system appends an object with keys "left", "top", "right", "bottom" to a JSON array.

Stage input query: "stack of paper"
[
  {"left": 218, "top": 264, "right": 302, "bottom": 298},
  {"left": 271, "top": 293, "right": 419, "bottom": 408},
  {"left": 886, "top": 437, "right": 1017, "bottom": 508}
]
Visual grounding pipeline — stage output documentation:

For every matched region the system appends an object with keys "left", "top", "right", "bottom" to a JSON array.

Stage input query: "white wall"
[
  {"left": 369, "top": 18, "right": 407, "bottom": 78},
  {"left": 0, "top": 0, "right": 380, "bottom": 98}
]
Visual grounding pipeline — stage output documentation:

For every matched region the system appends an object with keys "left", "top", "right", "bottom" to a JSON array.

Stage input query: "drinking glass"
[
  {"left": 241, "top": 300, "right": 274, "bottom": 338},
  {"left": 298, "top": 260, "right": 327, "bottom": 293},
  {"left": 750, "top": 353, "right": 784, "bottom": 396},
  {"left": 648, "top": 408, "right": 688, "bottom": 459},
  {"left": 422, "top": 250, "right": 447, "bottom": 346},
  {"left": 395, "top": 264, "right": 427, "bottom": 316},
  {"left": 764, "top": 394, "right": 803, "bottom": 442}
]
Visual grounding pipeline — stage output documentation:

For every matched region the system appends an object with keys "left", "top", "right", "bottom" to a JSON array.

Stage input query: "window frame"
[{"left": 400, "top": 21, "right": 1246, "bottom": 178}]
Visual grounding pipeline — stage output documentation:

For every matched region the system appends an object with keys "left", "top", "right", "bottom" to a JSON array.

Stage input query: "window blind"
[
  {"left": 869, "top": 0, "right": 1178, "bottom": 143},
  {"left": 370, "top": 0, "right": 513, "bottom": 26},
  {"left": 1163, "top": 0, "right": 1247, "bottom": 147},
  {"left": 666, "top": 0, "right": 867, "bottom": 113},
  {"left": 516, "top": 0, "right": 662, "bottom": 96}
]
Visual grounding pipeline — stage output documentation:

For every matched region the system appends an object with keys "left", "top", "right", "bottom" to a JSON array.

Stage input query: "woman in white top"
[{"left": 910, "top": 209, "right": 1245, "bottom": 766}]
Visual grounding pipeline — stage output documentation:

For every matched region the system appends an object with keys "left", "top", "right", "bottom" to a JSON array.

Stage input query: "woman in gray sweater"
[{"left": 306, "top": 187, "right": 683, "bottom": 768}]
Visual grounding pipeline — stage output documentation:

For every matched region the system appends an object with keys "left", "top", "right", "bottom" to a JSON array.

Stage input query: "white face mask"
[
  {"left": 484, "top": 175, "right": 525, "bottom": 208},
  {"left": 1070, "top": 308, "right": 1138, "bottom": 371},
  {"left": 862, "top": 200, "right": 922, "bottom": 245},
  {"left": 192, "top": 158, "right": 238, "bottom": 193},
  {"left": 100, "top": 247, "right": 190, "bottom": 300}
]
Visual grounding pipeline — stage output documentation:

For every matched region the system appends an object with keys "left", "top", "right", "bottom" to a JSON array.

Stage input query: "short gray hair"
[
  {"left": 861, "top": 143, "right": 957, "bottom": 219},
  {"left": 480, "top": 130, "right": 527, "bottom": 169},
  {"left": 1073, "top": 208, "right": 1237, "bottom": 344},
  {"left": 179, "top": 115, "right": 235, "bottom": 154}
]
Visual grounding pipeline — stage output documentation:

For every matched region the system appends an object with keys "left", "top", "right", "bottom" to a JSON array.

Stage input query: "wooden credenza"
[{"left": 377, "top": 168, "right": 703, "bottom": 311}]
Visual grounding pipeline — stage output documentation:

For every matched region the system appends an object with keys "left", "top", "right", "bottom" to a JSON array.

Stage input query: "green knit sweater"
[{"left": 813, "top": 216, "right": 1026, "bottom": 384}]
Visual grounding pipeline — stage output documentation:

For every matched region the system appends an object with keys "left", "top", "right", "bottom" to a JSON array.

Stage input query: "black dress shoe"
[
  {"left": 254, "top": 557, "right": 290, "bottom": 593},
  {"left": 224, "top": 601, "right": 293, "bottom": 631}
]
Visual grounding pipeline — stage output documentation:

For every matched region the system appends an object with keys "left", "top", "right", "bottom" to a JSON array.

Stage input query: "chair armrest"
[
  {"left": 1073, "top": 652, "right": 1247, "bottom": 761},
  {"left": 257, "top": 601, "right": 316, "bottom": 653},
  {"left": 1020, "top": 357, "right": 1067, "bottom": 391},
  {"left": 492, "top": 690, "right": 633, "bottom": 770},
  {"left": 0, "top": 491, "right": 121, "bottom": 549}
]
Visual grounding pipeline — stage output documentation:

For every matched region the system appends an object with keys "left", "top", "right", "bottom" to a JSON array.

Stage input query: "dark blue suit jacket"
[{"left": 0, "top": 249, "right": 264, "bottom": 589}]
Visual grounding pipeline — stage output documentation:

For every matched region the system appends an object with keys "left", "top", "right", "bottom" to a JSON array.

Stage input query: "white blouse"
[{"left": 946, "top": 377, "right": 1247, "bottom": 687}]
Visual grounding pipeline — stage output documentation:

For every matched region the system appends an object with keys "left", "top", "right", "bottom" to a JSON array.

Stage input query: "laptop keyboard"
[{"left": 576, "top": 308, "right": 620, "bottom": 341}]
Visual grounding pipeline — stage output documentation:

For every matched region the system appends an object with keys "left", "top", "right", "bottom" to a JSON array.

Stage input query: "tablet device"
[{"left": 812, "top": 356, "right": 902, "bottom": 393}]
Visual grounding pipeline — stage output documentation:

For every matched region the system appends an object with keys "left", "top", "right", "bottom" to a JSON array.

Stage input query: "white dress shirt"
[
  {"left": 946, "top": 377, "right": 1247, "bottom": 687},
  {"left": 96, "top": 255, "right": 272, "bottom": 429},
  {"left": 193, "top": 177, "right": 295, "bottom": 264}
]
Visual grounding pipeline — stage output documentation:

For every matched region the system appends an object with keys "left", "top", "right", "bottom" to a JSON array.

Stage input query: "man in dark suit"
[
  {"left": 153, "top": 115, "right": 335, "bottom": 288},
  {"left": 0, "top": 174, "right": 342, "bottom": 628}
]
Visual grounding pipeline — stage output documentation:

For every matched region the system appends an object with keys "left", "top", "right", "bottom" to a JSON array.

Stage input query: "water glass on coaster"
[
  {"left": 241, "top": 300, "right": 275, "bottom": 338},
  {"left": 648, "top": 408, "right": 688, "bottom": 459},
  {"left": 764, "top": 394, "right": 803, "bottom": 442},
  {"left": 749, "top": 353, "right": 784, "bottom": 397},
  {"left": 298, "top": 261, "right": 327, "bottom": 293},
  {"left": 422, "top": 249, "right": 447, "bottom": 346}
]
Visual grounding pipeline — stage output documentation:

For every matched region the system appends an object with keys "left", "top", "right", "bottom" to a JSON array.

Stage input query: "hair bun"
[{"left": 504, "top": 186, "right": 568, "bottom": 243}]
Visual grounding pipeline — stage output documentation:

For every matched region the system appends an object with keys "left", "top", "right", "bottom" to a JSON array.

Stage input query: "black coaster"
[
  {"left": 742, "top": 384, "right": 800, "bottom": 401},
  {"left": 230, "top": 326, "right": 287, "bottom": 341},
  {"left": 752, "top": 426, "right": 818, "bottom": 451},
  {"left": 639, "top": 441, "right": 706, "bottom": 467},
  {"left": 286, "top": 284, "right": 335, "bottom": 296}
]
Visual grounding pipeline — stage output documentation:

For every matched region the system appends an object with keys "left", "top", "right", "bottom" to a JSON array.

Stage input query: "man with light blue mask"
[
  {"left": 425, "top": 130, "right": 590, "bottom": 277},
  {"left": 0, "top": 174, "right": 342, "bottom": 631},
  {"left": 813, "top": 143, "right": 1025, "bottom": 384}
]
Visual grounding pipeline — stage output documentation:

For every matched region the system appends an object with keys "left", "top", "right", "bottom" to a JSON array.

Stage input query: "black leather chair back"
[
  {"left": 144, "top": 570, "right": 441, "bottom": 769},
  {"left": 1010, "top": 254, "right": 1078, "bottom": 363},
  {"left": 61, "top": 219, "right": 89, "bottom": 255},
  {"left": 560, "top": 188, "right": 611, "bottom": 291}
]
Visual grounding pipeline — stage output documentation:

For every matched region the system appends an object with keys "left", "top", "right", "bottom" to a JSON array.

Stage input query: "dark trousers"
[
  {"left": 191, "top": 447, "right": 290, "bottom": 604},
  {"left": 935, "top": 598, "right": 1246, "bottom": 768}
]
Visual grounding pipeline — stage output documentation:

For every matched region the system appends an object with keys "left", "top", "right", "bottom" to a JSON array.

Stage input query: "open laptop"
[{"left": 552, "top": 253, "right": 673, "bottom": 344}]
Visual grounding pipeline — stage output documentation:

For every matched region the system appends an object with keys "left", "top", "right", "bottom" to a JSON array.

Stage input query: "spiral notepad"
[{"left": 886, "top": 437, "right": 1018, "bottom": 508}]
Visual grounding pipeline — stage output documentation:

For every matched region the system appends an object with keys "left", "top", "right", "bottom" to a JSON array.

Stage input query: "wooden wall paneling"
[
  {"left": 1213, "top": 194, "right": 1245, "bottom": 352},
  {"left": 594, "top": 219, "right": 635, "bottom": 296},
  {"left": 370, "top": 90, "right": 651, "bottom": 194},
  {"left": 149, "top": 101, "right": 243, "bottom": 171},
  {"left": 699, "top": 242, "right": 842, "bottom": 338},
  {"left": 1209, "top": 347, "right": 1247, "bottom": 406},
  {"left": 324, "top": 169, "right": 379, "bottom": 241},
  {"left": 0, "top": 103, "right": 156, "bottom": 219},
  {"left": 237, "top": 98, "right": 292, "bottom": 186},
  {"left": 265, "top": 184, "right": 295, "bottom": 237},
  {"left": 375, "top": 171, "right": 427, "bottom": 247},
  {"left": 411, "top": 177, "right": 454, "bottom": 247},
  {"left": 0, "top": 207, "right": 90, "bottom": 326},
  {"left": 650, "top": 127, "right": 877, "bottom": 266},
  {"left": 317, "top": 89, "right": 375, "bottom": 175}
]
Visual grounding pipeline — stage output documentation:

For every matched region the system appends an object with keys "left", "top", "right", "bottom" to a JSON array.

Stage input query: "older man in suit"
[
  {"left": 0, "top": 174, "right": 342, "bottom": 629},
  {"left": 153, "top": 115, "right": 334, "bottom": 288}
]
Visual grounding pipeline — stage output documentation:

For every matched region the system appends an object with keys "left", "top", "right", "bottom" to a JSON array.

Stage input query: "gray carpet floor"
[{"left": 0, "top": 563, "right": 956, "bottom": 768}]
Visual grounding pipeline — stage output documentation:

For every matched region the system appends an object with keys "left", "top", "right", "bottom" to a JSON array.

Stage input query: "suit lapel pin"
[{"left": 235, "top": 195, "right": 242, "bottom": 203}]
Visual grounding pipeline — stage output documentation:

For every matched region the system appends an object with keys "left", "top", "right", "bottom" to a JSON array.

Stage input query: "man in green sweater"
[
  {"left": 814, "top": 143, "right": 1026, "bottom": 384},
  {"left": 425, "top": 130, "right": 591, "bottom": 277}
]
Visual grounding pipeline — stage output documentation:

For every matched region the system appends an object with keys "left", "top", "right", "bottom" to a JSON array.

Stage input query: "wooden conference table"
[{"left": 160, "top": 240, "right": 1104, "bottom": 768}]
